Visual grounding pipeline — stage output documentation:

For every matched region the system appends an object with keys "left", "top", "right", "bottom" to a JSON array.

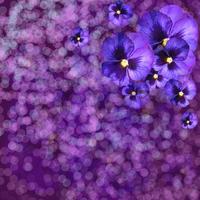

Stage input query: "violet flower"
[
  {"left": 70, "top": 27, "right": 89, "bottom": 47},
  {"left": 146, "top": 68, "right": 168, "bottom": 89},
  {"left": 101, "top": 32, "right": 154, "bottom": 85},
  {"left": 122, "top": 82, "right": 149, "bottom": 109},
  {"left": 181, "top": 111, "right": 198, "bottom": 129},
  {"left": 108, "top": 0, "right": 133, "bottom": 26},
  {"left": 165, "top": 79, "right": 196, "bottom": 107}
]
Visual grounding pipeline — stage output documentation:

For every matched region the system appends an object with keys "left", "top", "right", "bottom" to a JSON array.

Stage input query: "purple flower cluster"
[{"left": 101, "top": 3, "right": 198, "bottom": 128}]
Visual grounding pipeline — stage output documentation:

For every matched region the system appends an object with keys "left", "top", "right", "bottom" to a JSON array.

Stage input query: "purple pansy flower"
[
  {"left": 70, "top": 27, "right": 89, "bottom": 47},
  {"left": 165, "top": 79, "right": 196, "bottom": 107},
  {"left": 101, "top": 33, "right": 154, "bottom": 85},
  {"left": 154, "top": 37, "right": 195, "bottom": 78},
  {"left": 138, "top": 5, "right": 198, "bottom": 51},
  {"left": 122, "top": 82, "right": 149, "bottom": 109},
  {"left": 181, "top": 111, "right": 198, "bottom": 129},
  {"left": 108, "top": 0, "right": 133, "bottom": 26},
  {"left": 146, "top": 68, "right": 168, "bottom": 88}
]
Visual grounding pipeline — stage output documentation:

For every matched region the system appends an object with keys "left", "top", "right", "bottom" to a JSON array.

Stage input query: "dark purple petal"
[
  {"left": 177, "top": 98, "right": 189, "bottom": 107},
  {"left": 117, "top": 33, "right": 134, "bottom": 57},
  {"left": 155, "top": 50, "right": 168, "bottom": 67},
  {"left": 124, "top": 95, "right": 142, "bottom": 109},
  {"left": 122, "top": 86, "right": 131, "bottom": 95},
  {"left": 109, "top": 13, "right": 123, "bottom": 26},
  {"left": 73, "top": 27, "right": 82, "bottom": 35},
  {"left": 102, "top": 37, "right": 118, "bottom": 60},
  {"left": 102, "top": 33, "right": 134, "bottom": 61},
  {"left": 156, "top": 76, "right": 168, "bottom": 88},
  {"left": 108, "top": 3, "right": 117, "bottom": 12},
  {"left": 102, "top": 61, "right": 127, "bottom": 85},
  {"left": 165, "top": 38, "right": 189, "bottom": 61},
  {"left": 161, "top": 61, "right": 189, "bottom": 78},
  {"left": 165, "top": 79, "right": 181, "bottom": 98},
  {"left": 121, "top": 4, "right": 133, "bottom": 19}
]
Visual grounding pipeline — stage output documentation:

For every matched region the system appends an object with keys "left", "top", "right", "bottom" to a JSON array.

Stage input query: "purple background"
[{"left": 0, "top": 0, "right": 200, "bottom": 199}]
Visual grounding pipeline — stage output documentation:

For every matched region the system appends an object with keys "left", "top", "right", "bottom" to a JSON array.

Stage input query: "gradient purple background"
[{"left": 0, "top": 0, "right": 200, "bottom": 199}]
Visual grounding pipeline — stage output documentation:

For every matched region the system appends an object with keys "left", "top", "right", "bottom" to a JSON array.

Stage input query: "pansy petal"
[
  {"left": 102, "top": 33, "right": 132, "bottom": 60},
  {"left": 128, "top": 65, "right": 150, "bottom": 81},
  {"left": 171, "top": 16, "right": 198, "bottom": 51},
  {"left": 125, "top": 96, "right": 141, "bottom": 109},
  {"left": 128, "top": 46, "right": 153, "bottom": 81},
  {"left": 156, "top": 76, "right": 168, "bottom": 88},
  {"left": 159, "top": 61, "right": 188, "bottom": 79},
  {"left": 182, "top": 50, "right": 196, "bottom": 71},
  {"left": 146, "top": 75, "right": 156, "bottom": 87},
  {"left": 103, "top": 33, "right": 134, "bottom": 60},
  {"left": 122, "top": 4, "right": 133, "bottom": 18},
  {"left": 185, "top": 80, "right": 196, "bottom": 100},
  {"left": 170, "top": 61, "right": 190, "bottom": 77},
  {"left": 165, "top": 79, "right": 181, "bottom": 97},
  {"left": 117, "top": 33, "right": 134, "bottom": 56},
  {"left": 189, "top": 114, "right": 198, "bottom": 129},
  {"left": 138, "top": 10, "right": 173, "bottom": 48},
  {"left": 109, "top": 13, "right": 124, "bottom": 26},
  {"left": 131, "top": 46, "right": 154, "bottom": 65},
  {"left": 127, "top": 33, "right": 152, "bottom": 56},
  {"left": 73, "top": 27, "right": 82, "bottom": 35},
  {"left": 154, "top": 60, "right": 167, "bottom": 71},
  {"left": 102, "top": 37, "right": 117, "bottom": 60},
  {"left": 160, "top": 5, "right": 187, "bottom": 25},
  {"left": 188, "top": 121, "right": 198, "bottom": 129},
  {"left": 81, "top": 34, "right": 89, "bottom": 45},
  {"left": 178, "top": 98, "right": 189, "bottom": 107},
  {"left": 165, "top": 38, "right": 189, "bottom": 61},
  {"left": 108, "top": 3, "right": 116, "bottom": 12},
  {"left": 102, "top": 61, "right": 127, "bottom": 84},
  {"left": 102, "top": 61, "right": 118, "bottom": 76},
  {"left": 122, "top": 85, "right": 131, "bottom": 95}
]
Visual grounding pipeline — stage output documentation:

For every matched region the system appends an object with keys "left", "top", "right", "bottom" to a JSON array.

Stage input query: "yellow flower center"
[
  {"left": 131, "top": 91, "right": 136, "bottom": 96},
  {"left": 186, "top": 120, "right": 190, "bottom": 124},
  {"left": 166, "top": 57, "right": 173, "bottom": 64},
  {"left": 116, "top": 10, "right": 121, "bottom": 15},
  {"left": 178, "top": 91, "right": 184, "bottom": 97},
  {"left": 120, "top": 59, "right": 129, "bottom": 68},
  {"left": 153, "top": 73, "right": 158, "bottom": 80},
  {"left": 162, "top": 38, "right": 169, "bottom": 46},
  {"left": 77, "top": 37, "right": 81, "bottom": 41}
]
